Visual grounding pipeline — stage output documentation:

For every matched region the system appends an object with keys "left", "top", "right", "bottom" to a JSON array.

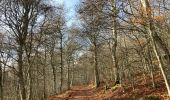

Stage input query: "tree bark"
[
  {"left": 18, "top": 44, "right": 26, "bottom": 100},
  {"left": 70, "top": 60, "right": 75, "bottom": 87},
  {"left": 94, "top": 41, "right": 100, "bottom": 88},
  {"left": 67, "top": 59, "right": 71, "bottom": 90},
  {"left": 50, "top": 49, "right": 57, "bottom": 94},
  {"left": 0, "top": 62, "right": 3, "bottom": 100},
  {"left": 51, "top": 62, "right": 57, "bottom": 93},
  {"left": 60, "top": 33, "right": 64, "bottom": 93},
  {"left": 43, "top": 45, "right": 47, "bottom": 99},
  {"left": 110, "top": 0, "right": 119, "bottom": 83},
  {"left": 147, "top": 43, "right": 156, "bottom": 88}
]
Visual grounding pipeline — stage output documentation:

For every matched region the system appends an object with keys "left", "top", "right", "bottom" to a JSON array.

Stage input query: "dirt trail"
[
  {"left": 68, "top": 86, "right": 100, "bottom": 100},
  {"left": 47, "top": 86, "right": 102, "bottom": 100}
]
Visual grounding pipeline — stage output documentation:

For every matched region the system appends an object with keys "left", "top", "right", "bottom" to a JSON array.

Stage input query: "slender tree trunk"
[
  {"left": 25, "top": 31, "right": 34, "bottom": 100},
  {"left": 147, "top": 44, "right": 155, "bottom": 88},
  {"left": 153, "top": 33, "right": 170, "bottom": 73},
  {"left": 142, "top": 57, "right": 147, "bottom": 84},
  {"left": 149, "top": 62, "right": 155, "bottom": 88},
  {"left": 60, "top": 33, "right": 64, "bottom": 93},
  {"left": 36, "top": 59, "right": 41, "bottom": 100},
  {"left": 18, "top": 44, "right": 26, "bottom": 100},
  {"left": 0, "top": 62, "right": 3, "bottom": 100},
  {"left": 43, "top": 46, "right": 47, "bottom": 99},
  {"left": 51, "top": 63, "right": 57, "bottom": 93},
  {"left": 49, "top": 36, "right": 57, "bottom": 94},
  {"left": 67, "top": 59, "right": 71, "bottom": 90},
  {"left": 70, "top": 60, "right": 74, "bottom": 87},
  {"left": 50, "top": 50, "right": 57, "bottom": 93},
  {"left": 147, "top": 27, "right": 170, "bottom": 96},
  {"left": 16, "top": 79, "right": 20, "bottom": 100},
  {"left": 28, "top": 67, "right": 33, "bottom": 100},
  {"left": 94, "top": 41, "right": 100, "bottom": 88},
  {"left": 26, "top": 53, "right": 33, "bottom": 100},
  {"left": 111, "top": 0, "right": 119, "bottom": 83}
]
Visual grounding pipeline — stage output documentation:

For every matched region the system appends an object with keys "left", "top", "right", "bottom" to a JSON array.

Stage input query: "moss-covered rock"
[{"left": 111, "top": 84, "right": 121, "bottom": 92}]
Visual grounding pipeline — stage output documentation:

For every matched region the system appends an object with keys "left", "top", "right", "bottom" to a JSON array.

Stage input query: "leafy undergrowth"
[{"left": 47, "top": 73, "right": 169, "bottom": 100}]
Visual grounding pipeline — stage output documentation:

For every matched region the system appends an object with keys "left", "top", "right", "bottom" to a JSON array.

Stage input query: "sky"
[
  {"left": 54, "top": 0, "right": 81, "bottom": 27},
  {"left": 54, "top": 0, "right": 80, "bottom": 8}
]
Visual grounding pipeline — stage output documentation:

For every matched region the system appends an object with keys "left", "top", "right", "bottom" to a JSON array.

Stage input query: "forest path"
[
  {"left": 67, "top": 86, "right": 101, "bottom": 100},
  {"left": 47, "top": 85, "right": 103, "bottom": 100}
]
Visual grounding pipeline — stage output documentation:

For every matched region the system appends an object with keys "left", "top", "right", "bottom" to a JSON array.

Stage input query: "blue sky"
[
  {"left": 54, "top": 0, "right": 81, "bottom": 26},
  {"left": 54, "top": 0, "right": 80, "bottom": 8}
]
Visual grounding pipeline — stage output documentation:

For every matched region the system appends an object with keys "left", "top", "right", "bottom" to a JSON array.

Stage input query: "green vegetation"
[{"left": 111, "top": 84, "right": 121, "bottom": 92}]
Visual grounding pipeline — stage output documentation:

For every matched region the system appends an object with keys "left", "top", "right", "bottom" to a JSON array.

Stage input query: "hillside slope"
[{"left": 47, "top": 74, "right": 169, "bottom": 100}]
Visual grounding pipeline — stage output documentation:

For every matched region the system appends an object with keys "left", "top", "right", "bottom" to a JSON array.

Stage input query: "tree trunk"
[
  {"left": 43, "top": 45, "right": 47, "bottom": 99},
  {"left": 28, "top": 68, "right": 33, "bottom": 100},
  {"left": 111, "top": 0, "right": 119, "bottom": 83},
  {"left": 26, "top": 53, "right": 33, "bottom": 100},
  {"left": 0, "top": 62, "right": 3, "bottom": 100},
  {"left": 147, "top": 44, "right": 156, "bottom": 88},
  {"left": 70, "top": 61, "right": 75, "bottom": 87},
  {"left": 51, "top": 63, "right": 57, "bottom": 93},
  {"left": 18, "top": 45, "right": 27, "bottom": 100},
  {"left": 94, "top": 41, "right": 100, "bottom": 88},
  {"left": 50, "top": 50, "right": 57, "bottom": 94},
  {"left": 67, "top": 59, "right": 71, "bottom": 90},
  {"left": 60, "top": 33, "right": 64, "bottom": 93}
]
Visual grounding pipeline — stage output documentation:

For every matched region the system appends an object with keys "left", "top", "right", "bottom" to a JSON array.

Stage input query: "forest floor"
[{"left": 47, "top": 73, "right": 169, "bottom": 100}]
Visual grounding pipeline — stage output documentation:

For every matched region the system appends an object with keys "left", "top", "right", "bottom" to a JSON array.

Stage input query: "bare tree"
[
  {"left": 78, "top": 0, "right": 108, "bottom": 87},
  {"left": 0, "top": 0, "right": 53, "bottom": 99}
]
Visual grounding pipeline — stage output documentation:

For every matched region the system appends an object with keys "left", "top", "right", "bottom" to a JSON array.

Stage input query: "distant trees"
[
  {"left": 65, "top": 28, "right": 82, "bottom": 89},
  {"left": 78, "top": 0, "right": 107, "bottom": 87}
]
